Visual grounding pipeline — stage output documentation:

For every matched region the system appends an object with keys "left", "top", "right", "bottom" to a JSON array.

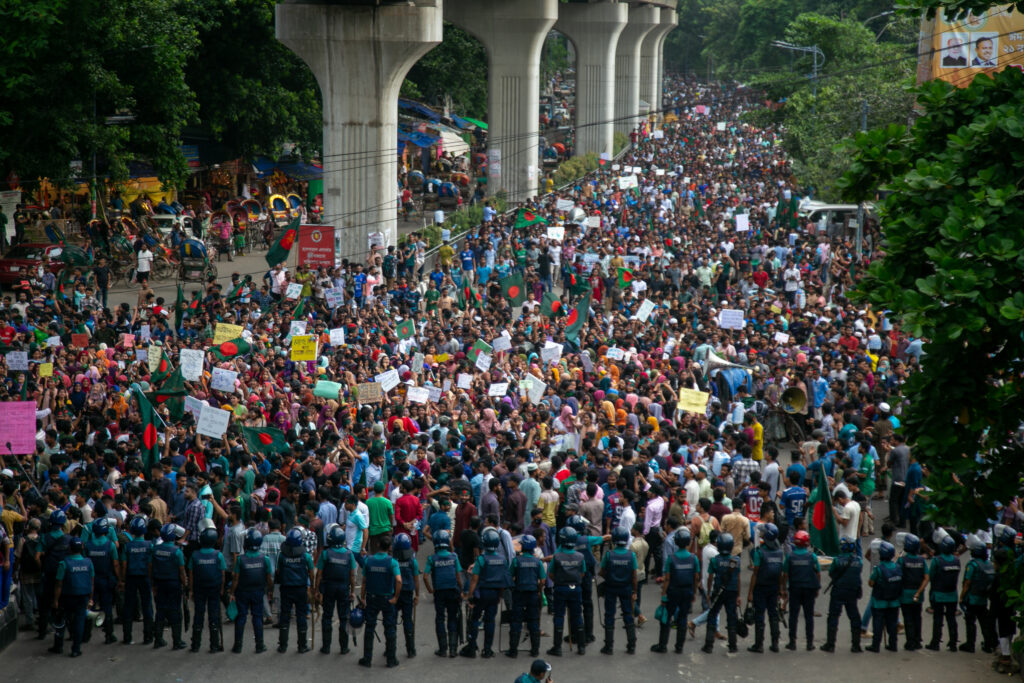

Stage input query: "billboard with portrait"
[{"left": 924, "top": 5, "right": 1024, "bottom": 87}]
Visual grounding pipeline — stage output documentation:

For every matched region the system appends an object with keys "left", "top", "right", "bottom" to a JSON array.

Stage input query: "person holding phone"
[{"left": 515, "top": 659, "right": 552, "bottom": 683}]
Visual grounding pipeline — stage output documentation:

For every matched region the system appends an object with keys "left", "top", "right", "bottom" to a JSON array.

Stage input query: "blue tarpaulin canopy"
[
  {"left": 399, "top": 98, "right": 441, "bottom": 122},
  {"left": 398, "top": 130, "right": 440, "bottom": 148},
  {"left": 251, "top": 157, "right": 322, "bottom": 180}
]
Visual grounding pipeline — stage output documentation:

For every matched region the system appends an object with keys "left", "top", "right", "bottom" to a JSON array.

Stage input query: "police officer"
[
  {"left": 866, "top": 540, "right": 901, "bottom": 652},
  {"left": 546, "top": 526, "right": 586, "bottom": 657},
  {"left": 359, "top": 535, "right": 402, "bottom": 668},
  {"left": 229, "top": 528, "right": 273, "bottom": 654},
  {"left": 780, "top": 529, "right": 820, "bottom": 651},
  {"left": 898, "top": 533, "right": 927, "bottom": 650},
  {"left": 924, "top": 534, "right": 960, "bottom": 651},
  {"left": 746, "top": 522, "right": 784, "bottom": 653},
  {"left": 424, "top": 529, "right": 463, "bottom": 658},
  {"left": 391, "top": 533, "right": 420, "bottom": 658},
  {"left": 121, "top": 515, "right": 154, "bottom": 645},
  {"left": 463, "top": 527, "right": 508, "bottom": 658},
  {"left": 37, "top": 510, "right": 70, "bottom": 642},
  {"left": 151, "top": 523, "right": 188, "bottom": 650},
  {"left": 567, "top": 515, "right": 606, "bottom": 645},
  {"left": 507, "top": 534, "right": 545, "bottom": 658},
  {"left": 84, "top": 518, "right": 120, "bottom": 644},
  {"left": 651, "top": 527, "right": 698, "bottom": 654},
  {"left": 598, "top": 526, "right": 638, "bottom": 655},
  {"left": 277, "top": 527, "right": 315, "bottom": 653},
  {"left": 315, "top": 524, "right": 356, "bottom": 655},
  {"left": 959, "top": 538, "right": 997, "bottom": 653},
  {"left": 822, "top": 536, "right": 863, "bottom": 653},
  {"left": 188, "top": 527, "right": 225, "bottom": 653},
  {"left": 702, "top": 533, "right": 741, "bottom": 654},
  {"left": 51, "top": 537, "right": 93, "bottom": 657}
]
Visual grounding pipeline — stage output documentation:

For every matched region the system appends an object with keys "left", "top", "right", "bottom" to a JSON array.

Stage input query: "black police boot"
[
  {"left": 448, "top": 631, "right": 459, "bottom": 658},
  {"left": 191, "top": 626, "right": 203, "bottom": 653},
  {"left": 529, "top": 630, "right": 541, "bottom": 657},
  {"left": 748, "top": 624, "right": 764, "bottom": 653},
  {"left": 232, "top": 633, "right": 243, "bottom": 654},
  {"left": 584, "top": 611, "right": 595, "bottom": 644},
  {"left": 385, "top": 633, "right": 399, "bottom": 668},
  {"left": 626, "top": 624, "right": 637, "bottom": 654},
  {"left": 172, "top": 621, "right": 187, "bottom": 650},
  {"left": 255, "top": 635, "right": 267, "bottom": 654},
  {"left": 211, "top": 626, "right": 223, "bottom": 653},
  {"left": 960, "top": 622, "right": 975, "bottom": 652},
  {"left": 547, "top": 627, "right": 563, "bottom": 656},
  {"left": 104, "top": 620, "right": 118, "bottom": 644},
  {"left": 727, "top": 621, "right": 738, "bottom": 653},
  {"left": 297, "top": 628, "right": 310, "bottom": 654},
  {"left": 48, "top": 631, "right": 64, "bottom": 655},
  {"left": 277, "top": 626, "right": 289, "bottom": 653},
  {"left": 701, "top": 628, "right": 715, "bottom": 655},
  {"left": 153, "top": 618, "right": 167, "bottom": 649},
  {"left": 947, "top": 623, "right": 959, "bottom": 652},
  {"left": 436, "top": 630, "right": 448, "bottom": 658},
  {"left": 505, "top": 631, "right": 520, "bottom": 658},
  {"left": 651, "top": 622, "right": 670, "bottom": 653},
  {"left": 142, "top": 620, "right": 154, "bottom": 646},
  {"left": 122, "top": 622, "right": 133, "bottom": 645},
  {"left": 359, "top": 628, "right": 373, "bottom": 667},
  {"left": 321, "top": 624, "right": 332, "bottom": 654},
  {"left": 575, "top": 627, "right": 586, "bottom": 655},
  {"left": 769, "top": 618, "right": 780, "bottom": 653},
  {"left": 822, "top": 624, "right": 837, "bottom": 653},
  {"left": 600, "top": 628, "right": 614, "bottom": 655},
  {"left": 672, "top": 623, "right": 684, "bottom": 654},
  {"left": 404, "top": 627, "right": 415, "bottom": 657},
  {"left": 786, "top": 637, "right": 797, "bottom": 651},
  {"left": 851, "top": 629, "right": 862, "bottom": 653},
  {"left": 460, "top": 620, "right": 479, "bottom": 658},
  {"left": 338, "top": 629, "right": 349, "bottom": 654}
]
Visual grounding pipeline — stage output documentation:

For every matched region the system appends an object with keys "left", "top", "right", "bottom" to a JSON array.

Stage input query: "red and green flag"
[
  {"left": 514, "top": 208, "right": 547, "bottom": 229},
  {"left": 174, "top": 284, "right": 186, "bottom": 330},
  {"left": 808, "top": 462, "right": 840, "bottom": 556},
  {"left": 567, "top": 272, "right": 590, "bottom": 297},
  {"left": 615, "top": 267, "right": 636, "bottom": 289},
  {"left": 564, "top": 288, "right": 591, "bottom": 343},
  {"left": 292, "top": 296, "right": 308, "bottom": 319},
  {"left": 265, "top": 217, "right": 300, "bottom": 267},
  {"left": 396, "top": 318, "right": 416, "bottom": 340},
  {"left": 241, "top": 426, "right": 289, "bottom": 456},
  {"left": 789, "top": 195, "right": 800, "bottom": 229},
  {"left": 210, "top": 337, "right": 252, "bottom": 362},
  {"left": 500, "top": 272, "right": 526, "bottom": 306},
  {"left": 147, "top": 367, "right": 186, "bottom": 422},
  {"left": 133, "top": 386, "right": 161, "bottom": 472},
  {"left": 149, "top": 348, "right": 171, "bottom": 384},
  {"left": 541, "top": 291, "right": 565, "bottom": 318},
  {"left": 459, "top": 282, "right": 483, "bottom": 310},
  {"left": 466, "top": 339, "right": 492, "bottom": 363}
]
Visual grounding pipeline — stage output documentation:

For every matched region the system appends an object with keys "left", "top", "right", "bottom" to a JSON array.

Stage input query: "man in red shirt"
[
  {"left": 751, "top": 264, "right": 770, "bottom": 290},
  {"left": 394, "top": 479, "right": 422, "bottom": 551}
]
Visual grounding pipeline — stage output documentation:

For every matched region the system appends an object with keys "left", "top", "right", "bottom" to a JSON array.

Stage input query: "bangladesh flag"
[
  {"left": 567, "top": 273, "right": 591, "bottom": 297},
  {"left": 132, "top": 386, "right": 160, "bottom": 472},
  {"left": 459, "top": 282, "right": 483, "bottom": 310},
  {"left": 225, "top": 277, "right": 247, "bottom": 303},
  {"left": 564, "top": 288, "right": 591, "bottom": 343},
  {"left": 466, "top": 339, "right": 492, "bottom": 363},
  {"left": 789, "top": 195, "right": 800, "bottom": 229},
  {"left": 148, "top": 367, "right": 186, "bottom": 422},
  {"left": 541, "top": 291, "right": 565, "bottom": 318},
  {"left": 175, "top": 284, "right": 186, "bottom": 330},
  {"left": 149, "top": 348, "right": 171, "bottom": 384},
  {"left": 615, "top": 267, "right": 635, "bottom": 289},
  {"left": 396, "top": 318, "right": 416, "bottom": 340},
  {"left": 265, "top": 216, "right": 300, "bottom": 267},
  {"left": 808, "top": 462, "right": 840, "bottom": 556},
  {"left": 292, "top": 296, "right": 308, "bottom": 319},
  {"left": 242, "top": 426, "right": 289, "bottom": 456},
  {"left": 210, "top": 337, "right": 252, "bottom": 362},
  {"left": 500, "top": 272, "right": 526, "bottom": 306},
  {"left": 514, "top": 208, "right": 547, "bottom": 229}
]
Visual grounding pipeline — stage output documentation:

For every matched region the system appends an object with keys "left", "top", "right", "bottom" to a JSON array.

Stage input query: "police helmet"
[
  {"left": 160, "top": 523, "right": 177, "bottom": 543},
  {"left": 674, "top": 527, "right": 692, "bottom": 550},
  {"left": 199, "top": 527, "right": 219, "bottom": 549},
  {"left": 557, "top": 526, "right": 579, "bottom": 548},
  {"left": 839, "top": 537, "right": 858, "bottom": 554},
  {"left": 243, "top": 528, "right": 263, "bottom": 551},
  {"left": 995, "top": 524, "right": 1017, "bottom": 548},
  {"left": 68, "top": 537, "right": 84, "bottom": 554},
  {"left": 434, "top": 530, "right": 452, "bottom": 550},
  {"left": 611, "top": 527, "right": 630, "bottom": 547},
  {"left": 349, "top": 606, "right": 365, "bottom": 629},
  {"left": 716, "top": 533, "right": 734, "bottom": 554},
  {"left": 50, "top": 509, "right": 67, "bottom": 528},
  {"left": 91, "top": 517, "right": 110, "bottom": 538},
  {"left": 760, "top": 523, "right": 779, "bottom": 542},
  {"left": 284, "top": 527, "right": 304, "bottom": 548},
  {"left": 793, "top": 530, "right": 810, "bottom": 548},
  {"left": 128, "top": 515, "right": 147, "bottom": 537},
  {"left": 938, "top": 535, "right": 956, "bottom": 555},
  {"left": 393, "top": 533, "right": 414, "bottom": 560},
  {"left": 878, "top": 541, "right": 895, "bottom": 562},
  {"left": 520, "top": 534, "right": 538, "bottom": 553},
  {"left": 481, "top": 528, "right": 501, "bottom": 551},
  {"left": 567, "top": 515, "right": 587, "bottom": 535},
  {"left": 902, "top": 533, "right": 920, "bottom": 554},
  {"left": 326, "top": 525, "right": 346, "bottom": 549},
  {"left": 967, "top": 535, "right": 988, "bottom": 560}
]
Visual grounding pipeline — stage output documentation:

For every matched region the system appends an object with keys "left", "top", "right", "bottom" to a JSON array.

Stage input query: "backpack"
[{"left": 697, "top": 516, "right": 714, "bottom": 550}]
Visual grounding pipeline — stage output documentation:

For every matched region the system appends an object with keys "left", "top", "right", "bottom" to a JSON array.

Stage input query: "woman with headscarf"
[{"left": 552, "top": 404, "right": 578, "bottom": 453}]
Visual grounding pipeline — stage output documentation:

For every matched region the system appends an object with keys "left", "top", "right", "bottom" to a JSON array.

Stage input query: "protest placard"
[
  {"left": 488, "top": 382, "right": 509, "bottom": 397},
  {"left": 179, "top": 349, "right": 204, "bottom": 381},
  {"left": 457, "top": 373, "right": 473, "bottom": 389},
  {"left": 213, "top": 323, "right": 243, "bottom": 345},
  {"left": 356, "top": 382, "right": 382, "bottom": 403},
  {"left": 718, "top": 309, "right": 745, "bottom": 330},
  {"left": 407, "top": 387, "right": 429, "bottom": 403},
  {"left": 677, "top": 388, "right": 711, "bottom": 414},
  {"left": 197, "top": 405, "right": 231, "bottom": 439},
  {"left": 290, "top": 335, "right": 318, "bottom": 361},
  {"left": 210, "top": 368, "right": 238, "bottom": 392},
  {"left": 375, "top": 369, "right": 400, "bottom": 393}
]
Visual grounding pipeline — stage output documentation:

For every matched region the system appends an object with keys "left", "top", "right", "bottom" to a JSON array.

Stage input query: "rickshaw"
[
  {"left": 286, "top": 193, "right": 303, "bottom": 213},
  {"left": 407, "top": 170, "right": 425, "bottom": 192},
  {"left": 210, "top": 211, "right": 234, "bottom": 260},
  {"left": 178, "top": 238, "right": 217, "bottom": 282},
  {"left": 269, "top": 194, "right": 290, "bottom": 223}
]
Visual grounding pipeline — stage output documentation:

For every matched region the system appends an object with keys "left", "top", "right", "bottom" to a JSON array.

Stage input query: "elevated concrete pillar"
[
  {"left": 555, "top": 2, "right": 628, "bottom": 157},
  {"left": 445, "top": 0, "right": 558, "bottom": 203},
  {"left": 276, "top": 2, "right": 442, "bottom": 258},
  {"left": 640, "top": 8, "right": 677, "bottom": 117},
  {"left": 614, "top": 5, "right": 659, "bottom": 136}
]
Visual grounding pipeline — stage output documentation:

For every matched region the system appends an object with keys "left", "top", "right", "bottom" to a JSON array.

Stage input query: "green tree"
[
  {"left": 541, "top": 31, "right": 570, "bottom": 83},
  {"left": 405, "top": 23, "right": 488, "bottom": 120}
]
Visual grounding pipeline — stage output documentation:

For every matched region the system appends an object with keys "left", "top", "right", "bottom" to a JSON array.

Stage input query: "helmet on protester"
[
  {"left": 611, "top": 527, "right": 630, "bottom": 547},
  {"left": 199, "top": 527, "right": 219, "bottom": 549},
  {"left": 244, "top": 528, "right": 263, "bottom": 551},
  {"left": 716, "top": 533, "right": 734, "bottom": 554},
  {"left": 558, "top": 526, "right": 579, "bottom": 548},
  {"left": 481, "top": 528, "right": 501, "bottom": 551}
]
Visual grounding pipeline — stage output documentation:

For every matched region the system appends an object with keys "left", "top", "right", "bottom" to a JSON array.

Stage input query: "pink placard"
[{"left": 0, "top": 401, "right": 38, "bottom": 455}]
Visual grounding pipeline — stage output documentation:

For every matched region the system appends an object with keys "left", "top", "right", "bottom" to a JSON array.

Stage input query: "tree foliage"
[
  {"left": 838, "top": 67, "right": 1024, "bottom": 529},
  {"left": 406, "top": 23, "right": 488, "bottom": 120}
]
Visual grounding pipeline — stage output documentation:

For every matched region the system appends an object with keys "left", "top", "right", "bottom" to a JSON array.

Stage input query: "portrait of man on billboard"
[
  {"left": 972, "top": 34, "right": 998, "bottom": 67},
  {"left": 941, "top": 35, "right": 968, "bottom": 67}
]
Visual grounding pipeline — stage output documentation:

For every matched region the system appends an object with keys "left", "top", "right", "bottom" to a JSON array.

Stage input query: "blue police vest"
[
  {"left": 85, "top": 539, "right": 116, "bottom": 579},
  {"left": 364, "top": 554, "right": 396, "bottom": 596},
  {"left": 151, "top": 543, "right": 179, "bottom": 583},
  {"left": 786, "top": 551, "right": 819, "bottom": 589},
  {"left": 968, "top": 559, "right": 995, "bottom": 599},
  {"left": 191, "top": 549, "right": 223, "bottom": 590},
  {"left": 62, "top": 556, "right": 92, "bottom": 596},
  {"left": 551, "top": 550, "right": 584, "bottom": 585},
  {"left": 397, "top": 558, "right": 416, "bottom": 594},
  {"left": 831, "top": 554, "right": 862, "bottom": 595},
  {"left": 669, "top": 551, "right": 698, "bottom": 592},
  {"left": 713, "top": 556, "right": 740, "bottom": 592},
  {"left": 513, "top": 554, "right": 542, "bottom": 591},
  {"left": 125, "top": 538, "right": 152, "bottom": 577},
  {"left": 874, "top": 562, "right": 903, "bottom": 602},
  {"left": 479, "top": 553, "right": 509, "bottom": 589},
  {"left": 899, "top": 555, "right": 926, "bottom": 593},
  {"left": 755, "top": 547, "right": 784, "bottom": 588},
  {"left": 236, "top": 553, "right": 268, "bottom": 592},
  {"left": 321, "top": 548, "right": 353, "bottom": 586},
  {"left": 576, "top": 538, "right": 597, "bottom": 577},
  {"left": 430, "top": 552, "right": 459, "bottom": 591},
  {"left": 931, "top": 555, "right": 960, "bottom": 593},
  {"left": 278, "top": 553, "right": 309, "bottom": 587},
  {"left": 604, "top": 549, "right": 634, "bottom": 587}
]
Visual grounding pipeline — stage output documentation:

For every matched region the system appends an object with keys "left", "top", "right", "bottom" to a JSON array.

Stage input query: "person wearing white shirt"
[
  {"left": 833, "top": 486, "right": 861, "bottom": 547},
  {"left": 136, "top": 246, "right": 153, "bottom": 284}
]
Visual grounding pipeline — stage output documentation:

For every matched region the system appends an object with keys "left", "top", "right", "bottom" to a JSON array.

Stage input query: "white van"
[{"left": 798, "top": 200, "right": 875, "bottom": 238}]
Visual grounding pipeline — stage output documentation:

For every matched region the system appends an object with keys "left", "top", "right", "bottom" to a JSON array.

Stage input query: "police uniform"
[
  {"left": 703, "top": 553, "right": 741, "bottom": 653},
  {"left": 599, "top": 547, "right": 637, "bottom": 653},
  {"left": 426, "top": 548, "right": 463, "bottom": 658},
  {"left": 38, "top": 529, "right": 70, "bottom": 641},
  {"left": 121, "top": 535, "right": 154, "bottom": 644},
  {"left": 782, "top": 547, "right": 820, "bottom": 649},
  {"left": 823, "top": 550, "right": 862, "bottom": 652},
  {"left": 926, "top": 553, "right": 960, "bottom": 650},
  {"left": 897, "top": 551, "right": 926, "bottom": 650},
  {"left": 868, "top": 560, "right": 902, "bottom": 651},
  {"left": 654, "top": 549, "right": 698, "bottom": 653},
  {"left": 577, "top": 535, "right": 599, "bottom": 644},
  {"left": 188, "top": 548, "right": 226, "bottom": 651},
  {"left": 749, "top": 544, "right": 784, "bottom": 652},
  {"left": 546, "top": 546, "right": 585, "bottom": 655},
  {"left": 277, "top": 545, "right": 314, "bottom": 652},
  {"left": 962, "top": 557, "right": 997, "bottom": 652},
  {"left": 151, "top": 541, "right": 187, "bottom": 649},
  {"left": 509, "top": 551, "right": 545, "bottom": 656},
  {"left": 53, "top": 551, "right": 94, "bottom": 655},
  {"left": 395, "top": 554, "right": 420, "bottom": 656},
  {"left": 84, "top": 536, "right": 119, "bottom": 643},
  {"left": 317, "top": 546, "right": 355, "bottom": 654},
  {"left": 465, "top": 550, "right": 509, "bottom": 656},
  {"left": 232, "top": 550, "right": 272, "bottom": 652},
  {"left": 361, "top": 551, "right": 401, "bottom": 667}
]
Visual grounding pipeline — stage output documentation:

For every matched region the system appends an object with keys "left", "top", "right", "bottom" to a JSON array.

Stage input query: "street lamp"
[{"left": 770, "top": 41, "right": 825, "bottom": 115}]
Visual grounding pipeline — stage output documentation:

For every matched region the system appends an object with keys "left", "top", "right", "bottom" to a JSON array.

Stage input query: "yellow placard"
[
  {"left": 435, "top": 353, "right": 449, "bottom": 363},
  {"left": 770, "top": 305, "right": 782, "bottom": 314},
  {"left": 213, "top": 323, "right": 244, "bottom": 345},
  {"left": 39, "top": 362, "right": 53, "bottom": 378},
  {"left": 677, "top": 388, "right": 710, "bottom": 414},
  {"left": 290, "top": 335, "right": 318, "bottom": 361}
]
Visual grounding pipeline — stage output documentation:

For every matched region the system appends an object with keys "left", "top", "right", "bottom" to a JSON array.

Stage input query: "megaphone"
[
  {"left": 82, "top": 609, "right": 105, "bottom": 642},
  {"left": 703, "top": 350, "right": 747, "bottom": 376},
  {"left": 568, "top": 207, "right": 587, "bottom": 225},
  {"left": 781, "top": 387, "right": 807, "bottom": 414}
]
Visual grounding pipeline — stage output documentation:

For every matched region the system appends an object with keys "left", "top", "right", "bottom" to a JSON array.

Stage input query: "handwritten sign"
[
  {"left": 735, "top": 213, "right": 750, "bottom": 232},
  {"left": 356, "top": 382, "right": 382, "bottom": 403},
  {"left": 197, "top": 405, "right": 231, "bottom": 439},
  {"left": 139, "top": 324, "right": 151, "bottom": 342},
  {"left": 0, "top": 401, "right": 38, "bottom": 454},
  {"left": 492, "top": 335, "right": 511, "bottom": 353},
  {"left": 285, "top": 283, "right": 302, "bottom": 300},
  {"left": 213, "top": 323, "right": 243, "bottom": 346},
  {"left": 636, "top": 299, "right": 655, "bottom": 323},
  {"left": 184, "top": 396, "right": 206, "bottom": 419},
  {"left": 605, "top": 347, "right": 624, "bottom": 361},
  {"left": 774, "top": 331, "right": 790, "bottom": 344},
  {"left": 122, "top": 334, "right": 135, "bottom": 348},
  {"left": 329, "top": 328, "right": 346, "bottom": 346},
  {"left": 546, "top": 226, "right": 565, "bottom": 241},
  {"left": 147, "top": 346, "right": 163, "bottom": 374},
  {"left": 375, "top": 369, "right": 400, "bottom": 393},
  {"left": 527, "top": 376, "right": 547, "bottom": 405},
  {"left": 487, "top": 382, "right": 508, "bottom": 398},
  {"left": 411, "top": 353, "right": 424, "bottom": 373},
  {"left": 134, "top": 348, "right": 148, "bottom": 363},
  {"left": 718, "top": 309, "right": 745, "bottom": 330},
  {"left": 677, "top": 388, "right": 711, "bottom": 414},
  {"left": 324, "top": 287, "right": 344, "bottom": 309},
  {"left": 427, "top": 386, "right": 443, "bottom": 403},
  {"left": 5, "top": 351, "right": 28, "bottom": 371},
  {"left": 179, "top": 349, "right": 204, "bottom": 381},
  {"left": 457, "top": 373, "right": 473, "bottom": 390},
  {"left": 290, "top": 335, "right": 318, "bottom": 361},
  {"left": 288, "top": 321, "right": 306, "bottom": 339},
  {"left": 555, "top": 198, "right": 574, "bottom": 212},
  {"left": 71, "top": 333, "right": 89, "bottom": 348},
  {"left": 313, "top": 380, "right": 342, "bottom": 400},
  {"left": 475, "top": 352, "right": 492, "bottom": 372},
  {"left": 540, "top": 342, "right": 562, "bottom": 364},
  {"left": 407, "top": 387, "right": 429, "bottom": 404},
  {"left": 38, "top": 362, "right": 53, "bottom": 378},
  {"left": 210, "top": 368, "right": 238, "bottom": 393}
]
